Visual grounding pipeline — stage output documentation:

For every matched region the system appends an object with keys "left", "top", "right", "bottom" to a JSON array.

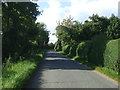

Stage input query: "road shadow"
[
  {"left": 45, "top": 52, "right": 68, "bottom": 58},
  {"left": 42, "top": 50, "right": 92, "bottom": 71},
  {"left": 42, "top": 59, "right": 92, "bottom": 70},
  {"left": 23, "top": 50, "right": 92, "bottom": 88}
]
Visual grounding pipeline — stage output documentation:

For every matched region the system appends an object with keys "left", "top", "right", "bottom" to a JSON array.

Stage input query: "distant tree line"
[{"left": 55, "top": 14, "right": 120, "bottom": 47}]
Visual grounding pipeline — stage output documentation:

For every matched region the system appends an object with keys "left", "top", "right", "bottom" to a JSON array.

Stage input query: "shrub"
[
  {"left": 76, "top": 42, "right": 86, "bottom": 58},
  {"left": 48, "top": 43, "right": 54, "bottom": 49},
  {"left": 68, "top": 45, "right": 77, "bottom": 57},
  {"left": 74, "top": 41, "right": 92, "bottom": 61},
  {"left": 54, "top": 42, "right": 57, "bottom": 51},
  {"left": 54, "top": 41, "right": 62, "bottom": 51},
  {"left": 104, "top": 39, "right": 120, "bottom": 72},
  {"left": 62, "top": 45, "right": 71, "bottom": 55},
  {"left": 83, "top": 40, "right": 92, "bottom": 60},
  {"left": 87, "top": 33, "right": 110, "bottom": 65}
]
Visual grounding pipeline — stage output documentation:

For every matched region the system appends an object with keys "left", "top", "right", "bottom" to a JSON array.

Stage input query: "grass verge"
[
  {"left": 2, "top": 51, "right": 45, "bottom": 88},
  {"left": 58, "top": 51, "right": 66, "bottom": 55},
  {"left": 72, "top": 56, "right": 119, "bottom": 82},
  {"left": 0, "top": 78, "right": 2, "bottom": 89},
  {"left": 95, "top": 67, "right": 119, "bottom": 82}
]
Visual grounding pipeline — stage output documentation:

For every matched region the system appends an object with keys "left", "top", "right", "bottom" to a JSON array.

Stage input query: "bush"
[
  {"left": 48, "top": 43, "right": 54, "bottom": 49},
  {"left": 54, "top": 42, "right": 57, "bottom": 51},
  {"left": 68, "top": 45, "right": 77, "bottom": 57},
  {"left": 87, "top": 33, "right": 110, "bottom": 65},
  {"left": 83, "top": 40, "right": 92, "bottom": 60},
  {"left": 62, "top": 45, "right": 71, "bottom": 55},
  {"left": 76, "top": 42, "right": 86, "bottom": 58},
  {"left": 104, "top": 39, "right": 120, "bottom": 72},
  {"left": 54, "top": 41, "right": 62, "bottom": 51}
]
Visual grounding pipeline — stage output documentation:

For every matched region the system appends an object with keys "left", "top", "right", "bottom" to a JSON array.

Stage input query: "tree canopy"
[
  {"left": 2, "top": 2, "right": 49, "bottom": 62},
  {"left": 55, "top": 14, "right": 120, "bottom": 48}
]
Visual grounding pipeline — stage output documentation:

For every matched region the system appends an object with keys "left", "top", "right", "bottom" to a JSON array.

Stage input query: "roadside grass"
[
  {"left": 72, "top": 56, "right": 120, "bottom": 82},
  {"left": 0, "top": 64, "right": 2, "bottom": 90},
  {"left": 95, "top": 67, "right": 120, "bottom": 82},
  {"left": 0, "top": 78, "right": 2, "bottom": 89},
  {"left": 2, "top": 51, "right": 45, "bottom": 88},
  {"left": 58, "top": 51, "right": 70, "bottom": 57},
  {"left": 58, "top": 51, "right": 66, "bottom": 55}
]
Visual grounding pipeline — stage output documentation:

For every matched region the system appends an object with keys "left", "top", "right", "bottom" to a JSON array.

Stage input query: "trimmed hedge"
[
  {"left": 68, "top": 45, "right": 77, "bottom": 57},
  {"left": 76, "top": 41, "right": 92, "bottom": 60},
  {"left": 54, "top": 41, "right": 62, "bottom": 51},
  {"left": 76, "top": 42, "right": 86, "bottom": 59},
  {"left": 74, "top": 34, "right": 119, "bottom": 72},
  {"left": 56, "top": 34, "right": 119, "bottom": 73},
  {"left": 83, "top": 40, "right": 92, "bottom": 60},
  {"left": 104, "top": 39, "right": 120, "bottom": 72},
  {"left": 62, "top": 45, "right": 71, "bottom": 55},
  {"left": 87, "top": 34, "right": 110, "bottom": 65}
]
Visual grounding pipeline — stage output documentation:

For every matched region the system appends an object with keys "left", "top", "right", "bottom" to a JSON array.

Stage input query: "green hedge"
[
  {"left": 76, "top": 42, "right": 86, "bottom": 59},
  {"left": 62, "top": 45, "right": 71, "bottom": 55},
  {"left": 54, "top": 41, "right": 62, "bottom": 51},
  {"left": 76, "top": 41, "right": 92, "bottom": 60},
  {"left": 68, "top": 45, "right": 77, "bottom": 57},
  {"left": 104, "top": 39, "right": 120, "bottom": 72},
  {"left": 87, "top": 34, "right": 110, "bottom": 65},
  {"left": 74, "top": 34, "right": 119, "bottom": 73},
  {"left": 83, "top": 40, "right": 92, "bottom": 60}
]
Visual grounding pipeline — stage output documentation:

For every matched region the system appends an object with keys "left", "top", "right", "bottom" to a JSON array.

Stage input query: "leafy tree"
[
  {"left": 2, "top": 2, "right": 49, "bottom": 62},
  {"left": 36, "top": 22, "right": 49, "bottom": 48},
  {"left": 106, "top": 14, "right": 120, "bottom": 39}
]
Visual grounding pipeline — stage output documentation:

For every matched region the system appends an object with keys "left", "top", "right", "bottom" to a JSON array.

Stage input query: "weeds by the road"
[
  {"left": 2, "top": 51, "right": 44, "bottom": 88},
  {"left": 0, "top": 78, "right": 2, "bottom": 89},
  {"left": 95, "top": 67, "right": 120, "bottom": 82},
  {"left": 72, "top": 56, "right": 120, "bottom": 82}
]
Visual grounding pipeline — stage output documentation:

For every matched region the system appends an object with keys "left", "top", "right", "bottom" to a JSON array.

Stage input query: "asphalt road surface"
[{"left": 24, "top": 50, "right": 118, "bottom": 88}]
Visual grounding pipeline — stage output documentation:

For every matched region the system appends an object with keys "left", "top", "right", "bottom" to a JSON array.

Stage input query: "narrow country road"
[{"left": 24, "top": 50, "right": 118, "bottom": 88}]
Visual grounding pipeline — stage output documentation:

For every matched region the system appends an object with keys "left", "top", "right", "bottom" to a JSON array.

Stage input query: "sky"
[{"left": 36, "top": 0, "right": 119, "bottom": 43}]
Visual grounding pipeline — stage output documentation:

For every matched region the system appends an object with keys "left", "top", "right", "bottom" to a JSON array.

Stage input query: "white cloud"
[{"left": 36, "top": 0, "right": 119, "bottom": 43}]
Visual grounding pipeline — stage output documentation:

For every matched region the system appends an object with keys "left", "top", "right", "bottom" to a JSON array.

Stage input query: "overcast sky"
[{"left": 36, "top": 0, "right": 119, "bottom": 43}]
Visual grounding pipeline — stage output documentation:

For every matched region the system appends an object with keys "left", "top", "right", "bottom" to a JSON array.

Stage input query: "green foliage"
[
  {"left": 2, "top": 2, "right": 49, "bottom": 62},
  {"left": 55, "top": 14, "right": 120, "bottom": 46},
  {"left": 55, "top": 14, "right": 120, "bottom": 81},
  {"left": 104, "top": 39, "right": 120, "bottom": 72},
  {"left": 55, "top": 16, "right": 81, "bottom": 46},
  {"left": 62, "top": 45, "right": 71, "bottom": 55},
  {"left": 72, "top": 56, "right": 81, "bottom": 62},
  {"left": 82, "top": 40, "right": 92, "bottom": 60},
  {"left": 56, "top": 25, "right": 73, "bottom": 45},
  {"left": 68, "top": 45, "right": 77, "bottom": 57},
  {"left": 2, "top": 51, "right": 44, "bottom": 88},
  {"left": 88, "top": 34, "right": 110, "bottom": 65},
  {"left": 48, "top": 43, "right": 54, "bottom": 49},
  {"left": 75, "top": 41, "right": 91, "bottom": 60},
  {"left": 96, "top": 67, "right": 120, "bottom": 82},
  {"left": 76, "top": 42, "right": 86, "bottom": 57},
  {"left": 106, "top": 14, "right": 120, "bottom": 39},
  {"left": 54, "top": 40, "right": 62, "bottom": 51},
  {"left": 0, "top": 78, "right": 1, "bottom": 90}
]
